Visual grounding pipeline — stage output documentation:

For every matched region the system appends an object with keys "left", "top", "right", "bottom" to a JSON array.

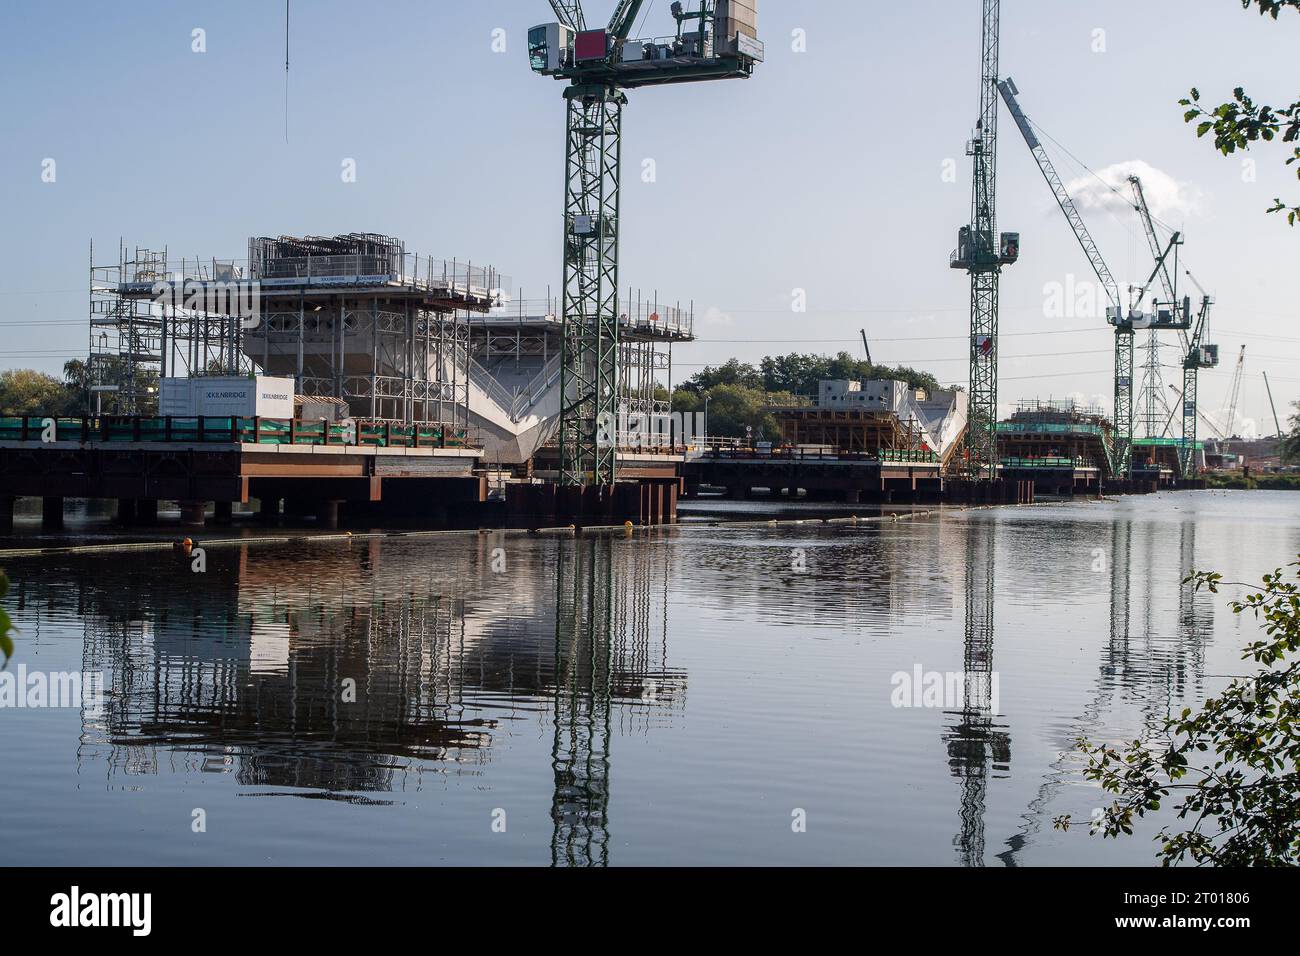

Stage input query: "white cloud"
[
  {"left": 699, "top": 305, "right": 734, "bottom": 327},
  {"left": 1063, "top": 160, "right": 1204, "bottom": 221}
]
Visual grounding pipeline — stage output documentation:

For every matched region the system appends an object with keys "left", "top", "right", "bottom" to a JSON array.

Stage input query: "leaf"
[
  {"left": 0, "top": 608, "right": 12, "bottom": 664},
  {"left": 0, "top": 571, "right": 12, "bottom": 664}
]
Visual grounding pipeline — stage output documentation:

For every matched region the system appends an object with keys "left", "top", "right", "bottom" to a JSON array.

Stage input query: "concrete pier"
[
  {"left": 115, "top": 498, "right": 137, "bottom": 524},
  {"left": 318, "top": 500, "right": 342, "bottom": 530},
  {"left": 41, "top": 496, "right": 64, "bottom": 529},
  {"left": 178, "top": 500, "right": 207, "bottom": 527},
  {"left": 507, "top": 480, "right": 679, "bottom": 529}
]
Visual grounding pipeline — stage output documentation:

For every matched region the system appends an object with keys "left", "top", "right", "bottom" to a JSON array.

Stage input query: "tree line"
[{"left": 0, "top": 361, "right": 90, "bottom": 417}]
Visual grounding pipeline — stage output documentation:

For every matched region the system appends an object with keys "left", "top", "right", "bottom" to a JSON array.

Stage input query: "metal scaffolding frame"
[
  {"left": 468, "top": 290, "right": 687, "bottom": 454},
  {"left": 248, "top": 295, "right": 472, "bottom": 428},
  {"left": 89, "top": 240, "right": 252, "bottom": 415},
  {"left": 88, "top": 233, "right": 498, "bottom": 430}
]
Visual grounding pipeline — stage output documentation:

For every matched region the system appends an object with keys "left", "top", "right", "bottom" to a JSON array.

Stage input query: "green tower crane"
[
  {"left": 1179, "top": 270, "right": 1219, "bottom": 477},
  {"left": 998, "top": 79, "right": 1189, "bottom": 480},
  {"left": 1129, "top": 175, "right": 1181, "bottom": 442},
  {"left": 950, "top": 0, "right": 1020, "bottom": 480},
  {"left": 529, "top": 2, "right": 762, "bottom": 486}
]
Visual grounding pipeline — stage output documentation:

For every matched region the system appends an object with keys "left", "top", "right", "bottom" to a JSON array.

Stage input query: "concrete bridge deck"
[{"left": 0, "top": 415, "right": 483, "bottom": 530}]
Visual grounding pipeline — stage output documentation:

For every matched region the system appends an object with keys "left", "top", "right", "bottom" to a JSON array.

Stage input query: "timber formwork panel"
[{"left": 775, "top": 409, "right": 924, "bottom": 455}]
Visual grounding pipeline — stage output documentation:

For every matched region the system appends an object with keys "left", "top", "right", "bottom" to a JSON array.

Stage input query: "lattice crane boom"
[
  {"left": 549, "top": 0, "right": 586, "bottom": 31},
  {"left": 607, "top": 0, "right": 645, "bottom": 38},
  {"left": 998, "top": 79, "right": 1121, "bottom": 313},
  {"left": 1129, "top": 175, "right": 1182, "bottom": 442},
  {"left": 1223, "top": 346, "right": 1246, "bottom": 439},
  {"left": 1129, "top": 176, "right": 1177, "bottom": 307},
  {"left": 997, "top": 77, "right": 1134, "bottom": 476}
]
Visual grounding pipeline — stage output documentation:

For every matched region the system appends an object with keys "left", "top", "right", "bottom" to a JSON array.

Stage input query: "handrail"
[
  {"left": 693, "top": 446, "right": 940, "bottom": 464},
  {"left": 512, "top": 354, "right": 564, "bottom": 420},
  {"left": 0, "top": 415, "right": 472, "bottom": 449}
]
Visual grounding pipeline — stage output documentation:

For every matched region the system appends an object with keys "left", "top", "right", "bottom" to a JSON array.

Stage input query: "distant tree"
[
  {"left": 759, "top": 351, "right": 941, "bottom": 396},
  {"left": 1054, "top": 559, "right": 1300, "bottom": 865},
  {"left": 1179, "top": 1, "right": 1300, "bottom": 223},
  {"left": 672, "top": 383, "right": 799, "bottom": 441},
  {"left": 62, "top": 359, "right": 90, "bottom": 413},
  {"left": 0, "top": 369, "right": 77, "bottom": 416},
  {"left": 676, "top": 352, "right": 944, "bottom": 436},
  {"left": 81, "top": 358, "right": 159, "bottom": 415},
  {"left": 679, "top": 359, "right": 763, "bottom": 395},
  {"left": 759, "top": 353, "right": 831, "bottom": 396}
]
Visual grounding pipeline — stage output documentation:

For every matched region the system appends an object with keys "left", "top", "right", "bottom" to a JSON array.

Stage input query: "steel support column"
[
  {"left": 560, "top": 84, "right": 625, "bottom": 487},
  {"left": 966, "top": 0, "right": 1002, "bottom": 480},
  {"left": 1114, "top": 328, "right": 1134, "bottom": 477},
  {"left": 1180, "top": 361, "right": 1198, "bottom": 478}
]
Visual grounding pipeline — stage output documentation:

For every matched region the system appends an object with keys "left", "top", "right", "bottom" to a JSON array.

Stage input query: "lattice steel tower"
[
  {"left": 951, "top": 0, "right": 1019, "bottom": 479},
  {"left": 530, "top": 2, "right": 761, "bottom": 485}
]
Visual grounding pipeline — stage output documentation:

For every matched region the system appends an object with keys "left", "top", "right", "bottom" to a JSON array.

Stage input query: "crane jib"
[{"left": 998, "top": 81, "right": 1040, "bottom": 149}]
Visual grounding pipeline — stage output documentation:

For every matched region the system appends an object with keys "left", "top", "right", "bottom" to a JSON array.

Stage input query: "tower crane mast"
[
  {"left": 1179, "top": 270, "right": 1219, "bottom": 477},
  {"left": 530, "top": 1, "right": 762, "bottom": 486},
  {"left": 950, "top": 0, "right": 1019, "bottom": 480}
]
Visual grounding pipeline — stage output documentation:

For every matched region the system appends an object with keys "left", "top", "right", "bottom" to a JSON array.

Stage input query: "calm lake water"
[{"left": 1, "top": 490, "right": 1297, "bottom": 866}]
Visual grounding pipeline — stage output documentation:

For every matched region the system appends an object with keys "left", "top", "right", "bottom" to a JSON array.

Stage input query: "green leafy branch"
[
  {"left": 1177, "top": 1, "right": 1300, "bottom": 224},
  {"left": 0, "top": 570, "right": 15, "bottom": 664},
  {"left": 1054, "top": 559, "right": 1300, "bottom": 866}
]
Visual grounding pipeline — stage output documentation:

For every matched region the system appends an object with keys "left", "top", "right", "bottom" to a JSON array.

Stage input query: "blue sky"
[{"left": 2, "top": 0, "right": 1297, "bottom": 432}]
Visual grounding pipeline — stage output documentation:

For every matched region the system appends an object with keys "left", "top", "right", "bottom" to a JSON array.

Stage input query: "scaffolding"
[
  {"left": 88, "top": 233, "right": 503, "bottom": 429},
  {"left": 241, "top": 233, "right": 498, "bottom": 428},
  {"left": 89, "top": 240, "right": 255, "bottom": 415},
  {"left": 467, "top": 290, "right": 690, "bottom": 459}
]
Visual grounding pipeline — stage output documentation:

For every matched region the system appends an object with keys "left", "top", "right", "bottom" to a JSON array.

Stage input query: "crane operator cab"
[
  {"left": 1188, "top": 344, "right": 1220, "bottom": 370},
  {"left": 952, "top": 227, "right": 1020, "bottom": 269}
]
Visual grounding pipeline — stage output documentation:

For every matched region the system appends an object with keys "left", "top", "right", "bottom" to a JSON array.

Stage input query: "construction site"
[
  {"left": 0, "top": 0, "right": 1279, "bottom": 533},
  {"left": 5, "top": 0, "right": 1300, "bottom": 901}
]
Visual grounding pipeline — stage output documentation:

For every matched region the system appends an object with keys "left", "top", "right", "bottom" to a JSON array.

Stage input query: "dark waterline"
[{"left": 1, "top": 490, "right": 1296, "bottom": 866}]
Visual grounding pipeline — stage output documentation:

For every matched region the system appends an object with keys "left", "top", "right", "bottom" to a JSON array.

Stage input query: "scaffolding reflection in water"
[
  {"left": 39, "top": 529, "right": 683, "bottom": 858},
  {"left": 75, "top": 545, "right": 481, "bottom": 793}
]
